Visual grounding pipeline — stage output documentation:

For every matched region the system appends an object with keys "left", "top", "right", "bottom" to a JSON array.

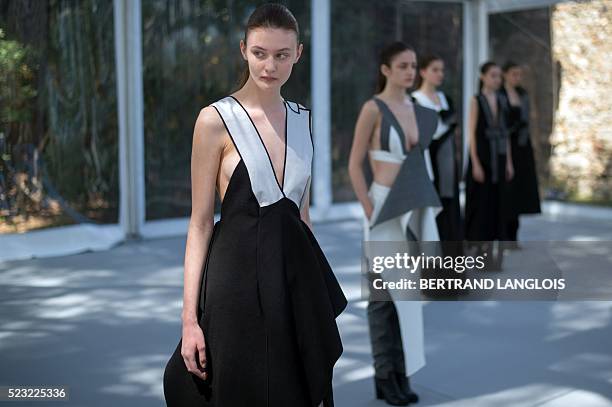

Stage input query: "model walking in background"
[
  {"left": 499, "top": 62, "right": 541, "bottom": 249},
  {"left": 465, "top": 61, "right": 514, "bottom": 270},
  {"left": 412, "top": 55, "right": 463, "bottom": 247},
  {"left": 349, "top": 41, "right": 440, "bottom": 406}
]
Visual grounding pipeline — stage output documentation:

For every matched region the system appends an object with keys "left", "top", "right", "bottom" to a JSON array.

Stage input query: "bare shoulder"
[
  {"left": 470, "top": 96, "right": 478, "bottom": 108},
  {"left": 197, "top": 105, "right": 226, "bottom": 134},
  {"left": 360, "top": 99, "right": 379, "bottom": 118},
  {"left": 192, "top": 105, "right": 227, "bottom": 149}
]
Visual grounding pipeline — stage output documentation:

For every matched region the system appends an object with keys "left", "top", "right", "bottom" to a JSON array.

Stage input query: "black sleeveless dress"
[
  {"left": 499, "top": 87, "right": 541, "bottom": 217},
  {"left": 162, "top": 96, "right": 347, "bottom": 407},
  {"left": 465, "top": 92, "right": 509, "bottom": 241}
]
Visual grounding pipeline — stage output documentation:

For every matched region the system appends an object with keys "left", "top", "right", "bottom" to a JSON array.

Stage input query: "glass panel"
[
  {"left": 142, "top": 0, "right": 311, "bottom": 220},
  {"left": 490, "top": 1, "right": 611, "bottom": 205},
  {"left": 489, "top": 7, "right": 553, "bottom": 199},
  {"left": 0, "top": 0, "right": 119, "bottom": 234},
  {"left": 331, "top": 0, "right": 463, "bottom": 202}
]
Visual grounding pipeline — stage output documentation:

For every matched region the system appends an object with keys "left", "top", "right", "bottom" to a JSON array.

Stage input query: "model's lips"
[{"left": 261, "top": 76, "right": 278, "bottom": 82}]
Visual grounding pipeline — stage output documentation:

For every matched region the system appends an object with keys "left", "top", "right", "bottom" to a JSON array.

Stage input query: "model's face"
[
  {"left": 504, "top": 66, "right": 522, "bottom": 87},
  {"left": 420, "top": 59, "right": 444, "bottom": 87},
  {"left": 482, "top": 66, "right": 502, "bottom": 90},
  {"left": 382, "top": 50, "right": 417, "bottom": 89},
  {"left": 240, "top": 27, "right": 302, "bottom": 90}
]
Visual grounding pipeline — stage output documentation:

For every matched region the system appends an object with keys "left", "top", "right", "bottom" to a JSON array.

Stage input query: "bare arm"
[
  {"left": 506, "top": 137, "right": 513, "bottom": 166},
  {"left": 180, "top": 106, "right": 225, "bottom": 380},
  {"left": 506, "top": 135, "right": 514, "bottom": 180},
  {"left": 182, "top": 106, "right": 224, "bottom": 324},
  {"left": 468, "top": 97, "right": 480, "bottom": 166},
  {"left": 468, "top": 97, "right": 485, "bottom": 183},
  {"left": 348, "top": 100, "right": 378, "bottom": 218}
]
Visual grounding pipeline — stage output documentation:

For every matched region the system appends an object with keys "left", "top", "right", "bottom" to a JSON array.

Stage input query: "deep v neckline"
[
  {"left": 229, "top": 95, "right": 288, "bottom": 195},
  {"left": 483, "top": 92, "right": 500, "bottom": 124},
  {"left": 373, "top": 96, "right": 416, "bottom": 153}
]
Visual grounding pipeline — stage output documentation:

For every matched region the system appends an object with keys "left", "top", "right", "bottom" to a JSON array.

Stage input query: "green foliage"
[
  {"left": 0, "top": 29, "right": 38, "bottom": 124},
  {"left": 0, "top": 1, "right": 119, "bottom": 231}
]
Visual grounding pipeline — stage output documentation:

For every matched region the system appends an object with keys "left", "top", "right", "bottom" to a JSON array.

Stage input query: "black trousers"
[{"left": 367, "top": 300, "right": 405, "bottom": 379}]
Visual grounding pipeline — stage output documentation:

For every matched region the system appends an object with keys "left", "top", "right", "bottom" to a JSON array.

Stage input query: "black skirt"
[
  {"left": 163, "top": 159, "right": 347, "bottom": 407},
  {"left": 507, "top": 132, "right": 541, "bottom": 217}
]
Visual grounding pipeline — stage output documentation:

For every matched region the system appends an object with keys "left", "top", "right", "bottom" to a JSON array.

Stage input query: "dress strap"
[
  {"left": 284, "top": 101, "right": 313, "bottom": 210},
  {"left": 211, "top": 96, "right": 284, "bottom": 207},
  {"left": 372, "top": 97, "right": 408, "bottom": 154}
]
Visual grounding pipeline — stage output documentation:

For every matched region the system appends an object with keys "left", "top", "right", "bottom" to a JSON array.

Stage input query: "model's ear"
[
  {"left": 294, "top": 43, "right": 304, "bottom": 64},
  {"left": 380, "top": 63, "right": 390, "bottom": 78},
  {"left": 239, "top": 40, "right": 247, "bottom": 61}
]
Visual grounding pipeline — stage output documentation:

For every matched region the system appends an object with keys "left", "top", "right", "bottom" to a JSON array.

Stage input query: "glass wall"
[
  {"left": 330, "top": 0, "right": 463, "bottom": 202},
  {"left": 0, "top": 0, "right": 119, "bottom": 234},
  {"left": 489, "top": 7, "right": 554, "bottom": 195},
  {"left": 490, "top": 1, "right": 612, "bottom": 206},
  {"left": 142, "top": 0, "right": 311, "bottom": 220}
]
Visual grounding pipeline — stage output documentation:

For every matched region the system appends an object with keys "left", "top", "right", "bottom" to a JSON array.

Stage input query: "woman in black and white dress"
[
  {"left": 162, "top": 4, "right": 347, "bottom": 407},
  {"left": 349, "top": 41, "right": 440, "bottom": 406},
  {"left": 412, "top": 55, "right": 463, "bottom": 253}
]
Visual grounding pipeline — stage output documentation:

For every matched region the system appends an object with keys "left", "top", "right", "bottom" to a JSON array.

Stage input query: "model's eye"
[
  {"left": 276, "top": 53, "right": 289, "bottom": 60},
  {"left": 253, "top": 50, "right": 265, "bottom": 58}
]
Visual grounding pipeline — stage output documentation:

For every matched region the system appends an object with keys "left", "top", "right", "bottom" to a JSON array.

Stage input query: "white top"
[
  {"left": 411, "top": 90, "right": 449, "bottom": 141},
  {"left": 368, "top": 126, "right": 405, "bottom": 165},
  {"left": 211, "top": 96, "right": 313, "bottom": 210}
]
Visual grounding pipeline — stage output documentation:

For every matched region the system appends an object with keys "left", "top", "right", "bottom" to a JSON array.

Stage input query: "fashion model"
[
  {"left": 499, "top": 62, "right": 541, "bottom": 248},
  {"left": 412, "top": 55, "right": 463, "bottom": 246},
  {"left": 348, "top": 41, "right": 440, "bottom": 406},
  {"left": 465, "top": 61, "right": 514, "bottom": 269},
  {"left": 163, "top": 4, "right": 347, "bottom": 406}
]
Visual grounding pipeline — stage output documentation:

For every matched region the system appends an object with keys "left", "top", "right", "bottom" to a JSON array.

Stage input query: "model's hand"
[
  {"left": 181, "top": 320, "right": 208, "bottom": 381},
  {"left": 506, "top": 160, "right": 514, "bottom": 181},
  {"left": 472, "top": 162, "right": 485, "bottom": 183},
  {"left": 364, "top": 200, "right": 374, "bottom": 221}
]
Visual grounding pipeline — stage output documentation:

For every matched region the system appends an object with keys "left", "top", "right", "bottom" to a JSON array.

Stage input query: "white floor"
[{"left": 1, "top": 210, "right": 611, "bottom": 406}]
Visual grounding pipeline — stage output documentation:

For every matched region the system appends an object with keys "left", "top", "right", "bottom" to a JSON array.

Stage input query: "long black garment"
[
  {"left": 411, "top": 92, "right": 464, "bottom": 244},
  {"left": 465, "top": 92, "right": 509, "bottom": 241},
  {"left": 411, "top": 91, "right": 465, "bottom": 295},
  {"left": 498, "top": 87, "right": 541, "bottom": 240},
  {"left": 163, "top": 96, "right": 347, "bottom": 407}
]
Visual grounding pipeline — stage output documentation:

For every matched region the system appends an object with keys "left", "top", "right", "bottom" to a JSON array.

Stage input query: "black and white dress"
[
  {"left": 411, "top": 90, "right": 464, "bottom": 244},
  {"left": 163, "top": 96, "right": 347, "bottom": 407},
  {"left": 363, "top": 96, "right": 440, "bottom": 377}
]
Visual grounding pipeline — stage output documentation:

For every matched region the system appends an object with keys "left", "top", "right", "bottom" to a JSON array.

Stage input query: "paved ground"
[{"left": 1, "top": 210, "right": 612, "bottom": 406}]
